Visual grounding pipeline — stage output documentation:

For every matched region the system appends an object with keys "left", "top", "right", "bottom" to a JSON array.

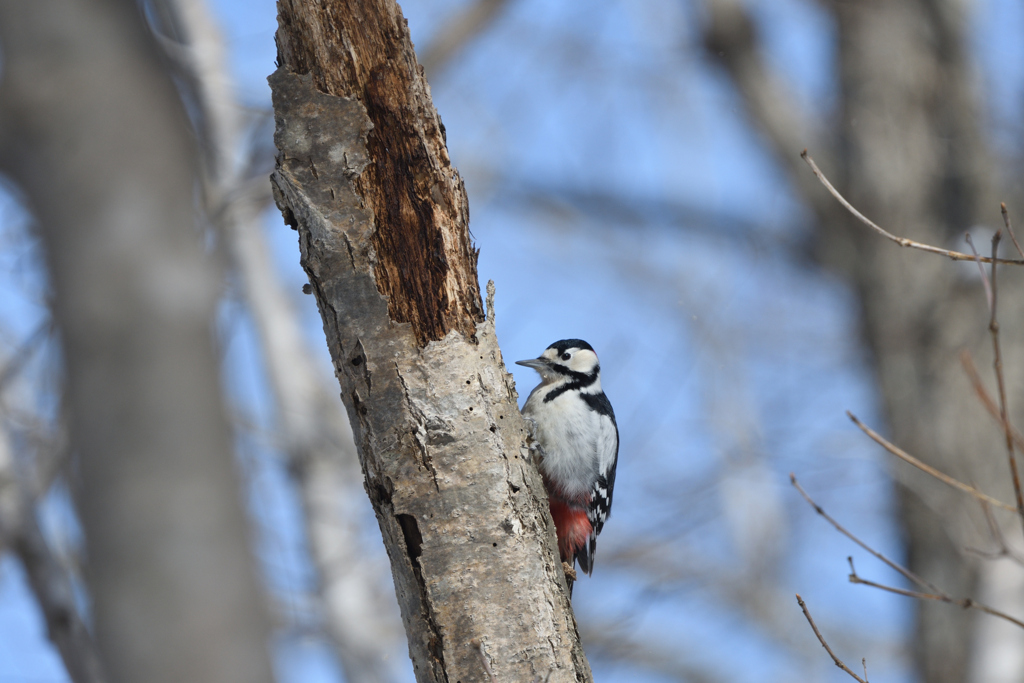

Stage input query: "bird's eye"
[{"left": 561, "top": 352, "right": 571, "bottom": 361}]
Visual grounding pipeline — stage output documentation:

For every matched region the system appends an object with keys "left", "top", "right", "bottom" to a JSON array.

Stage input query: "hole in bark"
[
  {"left": 468, "top": 407, "right": 473, "bottom": 412},
  {"left": 466, "top": 379, "right": 471, "bottom": 384},
  {"left": 352, "top": 393, "right": 368, "bottom": 416},
  {"left": 492, "top": 543, "right": 497, "bottom": 547},
  {"left": 352, "top": 356, "right": 363, "bottom": 366},
  {"left": 489, "top": 425, "right": 496, "bottom": 432},
  {"left": 397, "top": 514, "right": 423, "bottom": 569}
]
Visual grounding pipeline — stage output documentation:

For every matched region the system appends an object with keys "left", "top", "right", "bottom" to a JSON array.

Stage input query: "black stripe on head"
[
  {"left": 547, "top": 339, "right": 594, "bottom": 354},
  {"left": 547, "top": 362, "right": 599, "bottom": 381}
]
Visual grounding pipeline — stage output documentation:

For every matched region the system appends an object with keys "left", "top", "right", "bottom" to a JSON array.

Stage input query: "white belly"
[{"left": 523, "top": 390, "right": 604, "bottom": 500}]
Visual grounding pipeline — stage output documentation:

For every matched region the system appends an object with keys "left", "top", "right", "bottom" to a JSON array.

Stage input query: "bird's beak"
[{"left": 515, "top": 358, "right": 548, "bottom": 370}]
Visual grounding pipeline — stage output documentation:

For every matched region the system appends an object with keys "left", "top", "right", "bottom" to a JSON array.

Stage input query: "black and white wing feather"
[{"left": 577, "top": 391, "right": 619, "bottom": 575}]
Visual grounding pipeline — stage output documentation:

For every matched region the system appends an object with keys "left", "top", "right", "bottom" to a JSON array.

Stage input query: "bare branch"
[
  {"left": 795, "top": 594, "right": 868, "bottom": 683},
  {"left": 846, "top": 558, "right": 1024, "bottom": 631},
  {"left": 983, "top": 230, "right": 1024, "bottom": 532},
  {"left": 1001, "top": 203, "right": 1024, "bottom": 259},
  {"left": 793, "top": 475, "right": 1024, "bottom": 631},
  {"left": 801, "top": 151, "right": 1024, "bottom": 265},
  {"left": 846, "top": 411, "right": 1016, "bottom": 513},
  {"left": 960, "top": 350, "right": 1024, "bottom": 453},
  {"left": 791, "top": 473, "right": 941, "bottom": 594}
]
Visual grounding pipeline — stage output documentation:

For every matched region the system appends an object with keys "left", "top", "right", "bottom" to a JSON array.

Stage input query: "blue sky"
[{"left": 4, "top": 0, "right": 1024, "bottom": 681}]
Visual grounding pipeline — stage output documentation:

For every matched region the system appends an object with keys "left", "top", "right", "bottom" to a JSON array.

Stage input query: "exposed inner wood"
[{"left": 276, "top": 0, "right": 482, "bottom": 345}]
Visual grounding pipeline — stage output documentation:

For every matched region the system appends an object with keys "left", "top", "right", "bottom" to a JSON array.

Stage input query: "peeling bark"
[{"left": 269, "top": 2, "right": 592, "bottom": 682}]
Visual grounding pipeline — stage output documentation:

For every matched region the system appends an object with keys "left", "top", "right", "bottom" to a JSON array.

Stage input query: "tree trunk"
[
  {"left": 0, "top": 2, "right": 276, "bottom": 683},
  {"left": 269, "top": 2, "right": 592, "bottom": 682}
]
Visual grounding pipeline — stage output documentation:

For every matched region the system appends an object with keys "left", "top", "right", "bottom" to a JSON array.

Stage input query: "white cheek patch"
[{"left": 569, "top": 349, "right": 598, "bottom": 373}]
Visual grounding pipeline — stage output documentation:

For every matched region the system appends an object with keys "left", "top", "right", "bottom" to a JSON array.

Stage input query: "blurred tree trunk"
[
  {"left": 0, "top": 2, "right": 276, "bottom": 683},
  {"left": 270, "top": 1, "right": 592, "bottom": 682},
  {"left": 147, "top": 0, "right": 406, "bottom": 679},
  {"left": 705, "top": 1, "right": 1024, "bottom": 681}
]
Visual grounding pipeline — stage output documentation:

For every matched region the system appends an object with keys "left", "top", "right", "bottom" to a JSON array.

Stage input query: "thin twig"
[
  {"left": 846, "top": 557, "right": 1024, "bottom": 630},
  {"left": 1002, "top": 203, "right": 1024, "bottom": 259},
  {"left": 800, "top": 151, "right": 1024, "bottom": 265},
  {"left": 795, "top": 594, "right": 867, "bottom": 683},
  {"left": 847, "top": 412, "right": 1016, "bottom": 512},
  {"left": 961, "top": 350, "right": 1024, "bottom": 454},
  {"left": 791, "top": 474, "right": 940, "bottom": 594},
  {"left": 471, "top": 639, "right": 498, "bottom": 683},
  {"left": 984, "top": 231, "right": 1024, "bottom": 534},
  {"left": 793, "top": 474, "right": 1024, "bottom": 631}
]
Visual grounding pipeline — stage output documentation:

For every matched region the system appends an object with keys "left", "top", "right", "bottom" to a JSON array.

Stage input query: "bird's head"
[{"left": 515, "top": 339, "right": 600, "bottom": 381}]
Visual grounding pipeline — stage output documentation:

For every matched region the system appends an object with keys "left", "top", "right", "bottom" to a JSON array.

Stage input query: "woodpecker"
[{"left": 516, "top": 339, "right": 618, "bottom": 579}]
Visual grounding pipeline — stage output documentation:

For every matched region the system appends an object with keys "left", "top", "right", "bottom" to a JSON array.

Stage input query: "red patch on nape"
[{"left": 549, "top": 499, "right": 592, "bottom": 563}]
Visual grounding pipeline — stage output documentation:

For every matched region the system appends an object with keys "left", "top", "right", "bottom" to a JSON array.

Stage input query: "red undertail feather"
[{"left": 549, "top": 498, "right": 592, "bottom": 569}]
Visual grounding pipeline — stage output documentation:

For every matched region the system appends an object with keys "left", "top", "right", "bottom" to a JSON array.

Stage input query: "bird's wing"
[{"left": 576, "top": 393, "right": 618, "bottom": 576}]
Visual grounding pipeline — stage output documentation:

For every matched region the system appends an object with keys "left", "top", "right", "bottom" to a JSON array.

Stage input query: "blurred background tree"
[{"left": 2, "top": 1, "right": 1024, "bottom": 682}]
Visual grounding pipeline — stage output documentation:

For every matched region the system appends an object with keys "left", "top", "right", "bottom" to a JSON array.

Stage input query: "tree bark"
[
  {"left": 0, "top": 2, "right": 276, "bottom": 683},
  {"left": 270, "top": 2, "right": 591, "bottom": 683}
]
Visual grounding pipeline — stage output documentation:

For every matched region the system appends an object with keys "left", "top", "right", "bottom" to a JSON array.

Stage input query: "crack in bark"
[
  {"left": 397, "top": 513, "right": 449, "bottom": 682},
  {"left": 394, "top": 364, "right": 441, "bottom": 491}
]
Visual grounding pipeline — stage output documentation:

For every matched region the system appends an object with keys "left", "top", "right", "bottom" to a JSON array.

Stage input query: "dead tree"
[{"left": 270, "top": 1, "right": 591, "bottom": 681}]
